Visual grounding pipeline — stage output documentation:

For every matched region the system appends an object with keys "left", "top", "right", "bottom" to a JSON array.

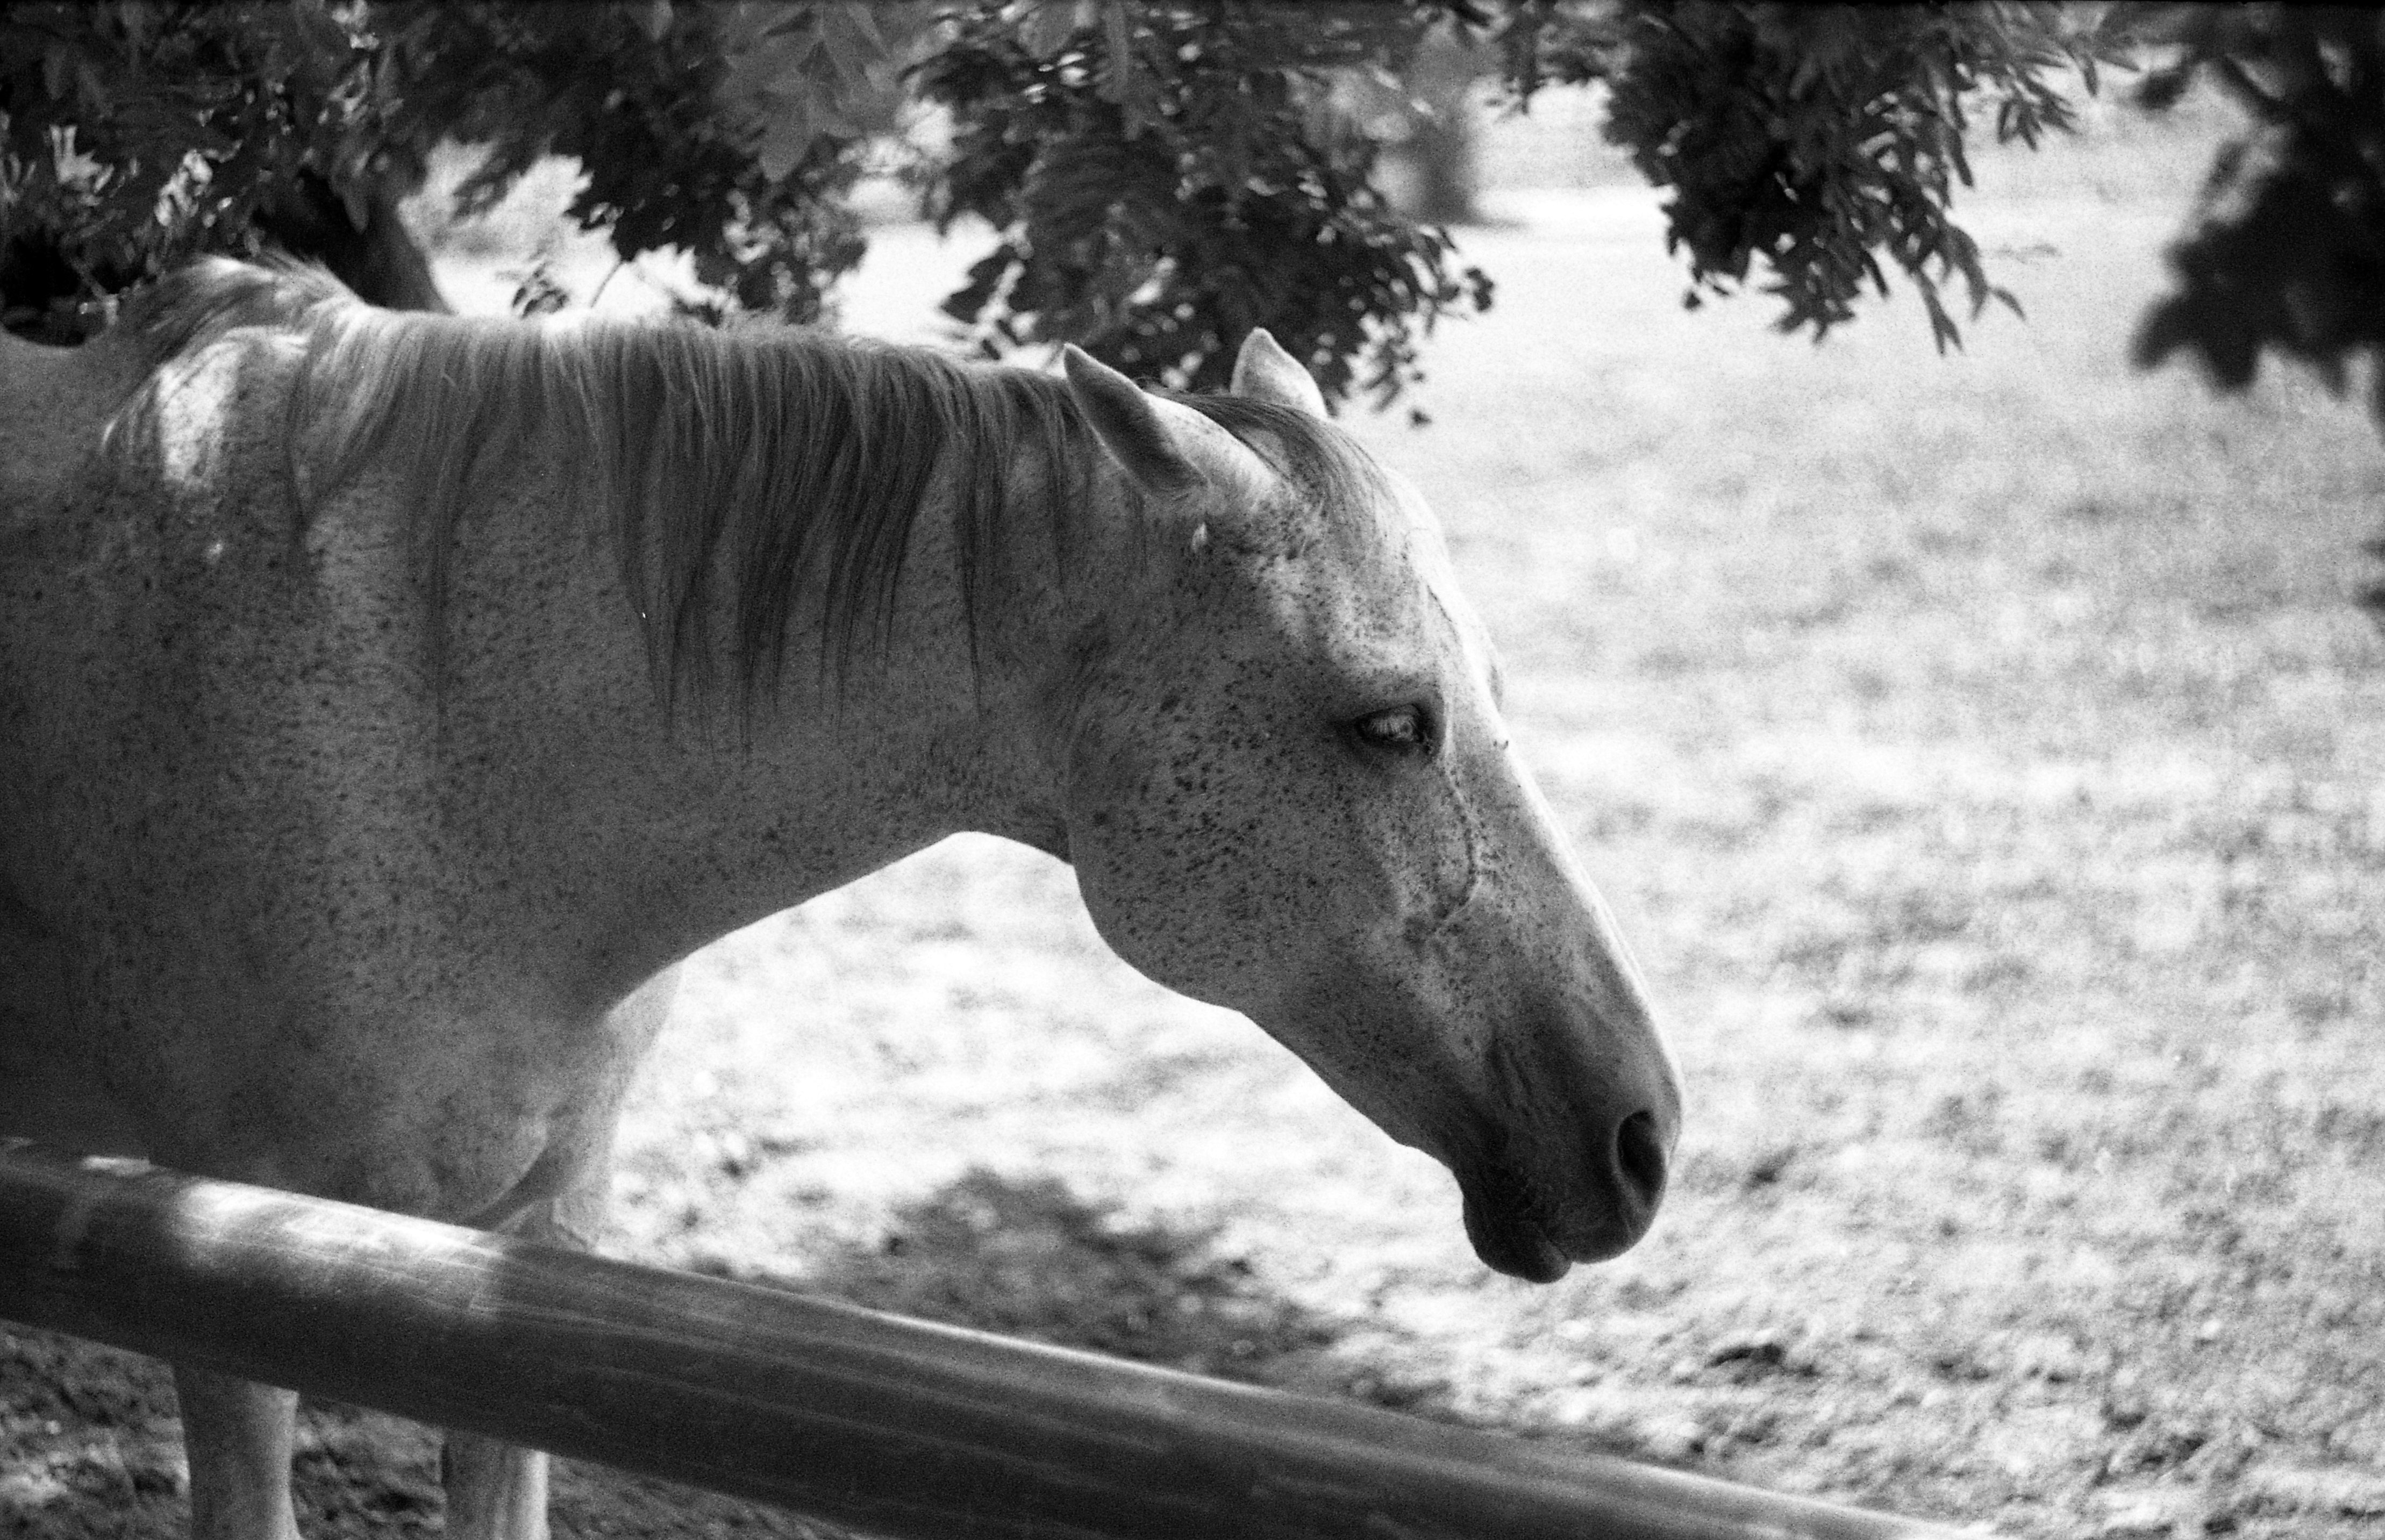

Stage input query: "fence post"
[{"left": 0, "top": 1143, "right": 1976, "bottom": 1540}]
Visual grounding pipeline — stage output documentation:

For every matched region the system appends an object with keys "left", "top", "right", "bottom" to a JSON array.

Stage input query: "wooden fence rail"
[{"left": 0, "top": 1143, "right": 1972, "bottom": 1539}]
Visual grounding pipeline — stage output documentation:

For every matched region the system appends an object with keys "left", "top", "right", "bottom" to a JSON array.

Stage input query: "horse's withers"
[{"left": 1050, "top": 338, "right": 1681, "bottom": 1279}]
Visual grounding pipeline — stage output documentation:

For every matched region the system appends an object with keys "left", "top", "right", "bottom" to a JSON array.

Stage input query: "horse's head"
[{"left": 1045, "top": 334, "right": 1681, "bottom": 1280}]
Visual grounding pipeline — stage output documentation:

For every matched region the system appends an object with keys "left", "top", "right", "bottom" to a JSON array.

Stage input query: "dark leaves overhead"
[
  {"left": 2, "top": 1, "right": 1491, "bottom": 403},
  {"left": 6, "top": 1, "right": 2361, "bottom": 423},
  {"left": 916, "top": 3, "right": 1491, "bottom": 409},
  {"left": 1490, "top": 2, "right": 2128, "bottom": 350},
  {"left": 0, "top": 2, "right": 372, "bottom": 336},
  {"left": 0, "top": 2, "right": 883, "bottom": 336},
  {"left": 2124, "top": 5, "right": 2385, "bottom": 418},
  {"left": 365, "top": 2, "right": 875, "bottom": 327}
]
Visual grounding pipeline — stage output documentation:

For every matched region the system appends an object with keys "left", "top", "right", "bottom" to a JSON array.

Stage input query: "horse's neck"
[{"left": 429, "top": 436, "right": 1077, "bottom": 1005}]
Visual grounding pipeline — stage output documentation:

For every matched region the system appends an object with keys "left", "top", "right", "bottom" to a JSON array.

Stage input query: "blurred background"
[{"left": 4, "top": 6, "right": 2384, "bottom": 1539}]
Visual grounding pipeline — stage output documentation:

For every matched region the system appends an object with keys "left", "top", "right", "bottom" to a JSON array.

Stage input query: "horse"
[{"left": 0, "top": 257, "right": 1682, "bottom": 1540}]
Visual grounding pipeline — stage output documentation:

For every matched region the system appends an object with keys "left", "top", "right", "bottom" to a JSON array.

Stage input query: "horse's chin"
[{"left": 1460, "top": 1183, "right": 1573, "bottom": 1284}]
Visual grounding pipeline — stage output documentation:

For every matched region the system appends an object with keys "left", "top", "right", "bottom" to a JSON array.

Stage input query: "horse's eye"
[{"left": 1352, "top": 705, "right": 1431, "bottom": 754}]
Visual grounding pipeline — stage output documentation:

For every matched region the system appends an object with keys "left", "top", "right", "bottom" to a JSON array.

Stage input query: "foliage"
[
  {"left": 918, "top": 2, "right": 1487, "bottom": 406},
  {"left": 6, "top": 1, "right": 2124, "bottom": 401},
  {"left": 1484, "top": 2, "right": 2131, "bottom": 350},
  {"left": 0, "top": 0, "right": 1493, "bottom": 407},
  {"left": 0, "top": 2, "right": 889, "bottom": 333},
  {"left": 6, "top": 0, "right": 2375, "bottom": 424},
  {"left": 2125, "top": 6, "right": 2385, "bottom": 417},
  {"left": 0, "top": 2, "right": 372, "bottom": 334},
  {"left": 361, "top": 2, "right": 889, "bottom": 327}
]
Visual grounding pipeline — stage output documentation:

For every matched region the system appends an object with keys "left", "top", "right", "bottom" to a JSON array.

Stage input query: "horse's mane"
[
  {"left": 111, "top": 258, "right": 1381, "bottom": 713},
  {"left": 115, "top": 257, "right": 1089, "bottom": 710},
  {"left": 109, "top": 256, "right": 345, "bottom": 373}
]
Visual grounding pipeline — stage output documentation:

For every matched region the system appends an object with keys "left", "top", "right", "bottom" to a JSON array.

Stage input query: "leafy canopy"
[
  {"left": 0, "top": 2, "right": 372, "bottom": 311},
  {"left": 0, "top": 0, "right": 1491, "bottom": 405},
  {"left": 1491, "top": 2, "right": 2126, "bottom": 349},
  {"left": 4, "top": 1, "right": 2368, "bottom": 429},
  {"left": 918, "top": 3, "right": 1487, "bottom": 405},
  {"left": 2125, "top": 5, "right": 2385, "bottom": 415}
]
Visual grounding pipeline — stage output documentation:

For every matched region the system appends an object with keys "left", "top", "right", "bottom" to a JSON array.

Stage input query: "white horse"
[{"left": 0, "top": 259, "right": 1681, "bottom": 1539}]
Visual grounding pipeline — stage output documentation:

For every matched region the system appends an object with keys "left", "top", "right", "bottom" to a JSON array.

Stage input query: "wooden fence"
[{"left": 0, "top": 1143, "right": 1973, "bottom": 1539}]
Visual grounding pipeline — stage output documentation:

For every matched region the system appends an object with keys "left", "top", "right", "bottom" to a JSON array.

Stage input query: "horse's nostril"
[{"left": 1615, "top": 1108, "right": 1668, "bottom": 1209}]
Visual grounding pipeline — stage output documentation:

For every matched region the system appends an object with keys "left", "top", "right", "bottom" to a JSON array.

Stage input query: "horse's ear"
[
  {"left": 1062, "top": 345, "right": 1203, "bottom": 494},
  {"left": 1230, "top": 330, "right": 1326, "bottom": 418}
]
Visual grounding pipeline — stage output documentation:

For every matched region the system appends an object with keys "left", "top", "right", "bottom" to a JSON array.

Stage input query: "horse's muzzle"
[{"left": 1457, "top": 1086, "right": 1676, "bottom": 1283}]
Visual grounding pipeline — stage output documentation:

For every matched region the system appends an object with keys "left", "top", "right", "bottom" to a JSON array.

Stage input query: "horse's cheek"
[{"left": 1062, "top": 716, "right": 1260, "bottom": 1010}]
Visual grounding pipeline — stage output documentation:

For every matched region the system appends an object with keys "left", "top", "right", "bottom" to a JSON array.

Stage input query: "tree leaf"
[
  {"left": 1019, "top": 2, "right": 1087, "bottom": 61},
  {"left": 817, "top": 3, "right": 886, "bottom": 85},
  {"left": 756, "top": 105, "right": 816, "bottom": 184}
]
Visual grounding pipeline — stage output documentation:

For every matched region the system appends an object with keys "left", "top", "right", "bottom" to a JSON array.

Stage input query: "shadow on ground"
[
  {"left": 1, "top": 1169, "right": 1461, "bottom": 1539},
  {"left": 710, "top": 1166, "right": 1456, "bottom": 1412}
]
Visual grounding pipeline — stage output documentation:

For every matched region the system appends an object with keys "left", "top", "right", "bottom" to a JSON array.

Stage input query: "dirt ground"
[{"left": 9, "top": 90, "right": 2385, "bottom": 1540}]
